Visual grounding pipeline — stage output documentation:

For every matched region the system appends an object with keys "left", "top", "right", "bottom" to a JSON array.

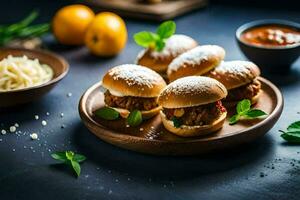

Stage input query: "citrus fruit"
[
  {"left": 85, "top": 12, "right": 127, "bottom": 56},
  {"left": 52, "top": 4, "right": 95, "bottom": 45}
]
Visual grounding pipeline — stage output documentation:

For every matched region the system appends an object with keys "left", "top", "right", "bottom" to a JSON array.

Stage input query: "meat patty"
[
  {"left": 104, "top": 90, "right": 158, "bottom": 111},
  {"left": 225, "top": 79, "right": 261, "bottom": 102},
  {"left": 163, "top": 101, "right": 226, "bottom": 126}
]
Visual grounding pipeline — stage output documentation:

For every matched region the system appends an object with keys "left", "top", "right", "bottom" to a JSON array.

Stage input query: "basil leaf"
[
  {"left": 245, "top": 109, "right": 267, "bottom": 118},
  {"left": 236, "top": 99, "right": 251, "bottom": 114},
  {"left": 95, "top": 107, "right": 119, "bottom": 120},
  {"left": 71, "top": 160, "right": 81, "bottom": 177},
  {"left": 281, "top": 131, "right": 300, "bottom": 143},
  {"left": 65, "top": 151, "right": 74, "bottom": 160},
  {"left": 127, "top": 110, "right": 143, "bottom": 127},
  {"left": 157, "top": 20, "right": 176, "bottom": 39},
  {"left": 287, "top": 121, "right": 300, "bottom": 132},
  {"left": 73, "top": 154, "right": 86, "bottom": 163},
  {"left": 171, "top": 117, "right": 182, "bottom": 128},
  {"left": 155, "top": 39, "right": 166, "bottom": 51},
  {"left": 51, "top": 152, "right": 67, "bottom": 162},
  {"left": 133, "top": 31, "right": 156, "bottom": 48},
  {"left": 229, "top": 114, "right": 240, "bottom": 125}
]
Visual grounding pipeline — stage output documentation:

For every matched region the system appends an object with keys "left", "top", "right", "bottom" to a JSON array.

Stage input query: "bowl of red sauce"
[{"left": 236, "top": 19, "right": 300, "bottom": 73}]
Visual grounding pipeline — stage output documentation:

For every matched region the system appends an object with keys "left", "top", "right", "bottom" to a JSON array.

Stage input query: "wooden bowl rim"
[
  {"left": 0, "top": 47, "right": 69, "bottom": 94},
  {"left": 79, "top": 77, "right": 283, "bottom": 144}
]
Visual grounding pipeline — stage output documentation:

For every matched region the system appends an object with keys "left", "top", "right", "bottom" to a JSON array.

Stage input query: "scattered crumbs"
[
  {"left": 108, "top": 190, "right": 112, "bottom": 195},
  {"left": 0, "top": 139, "right": 2, "bottom": 142},
  {"left": 96, "top": 167, "right": 100, "bottom": 171},
  {"left": 139, "top": 128, "right": 144, "bottom": 131},
  {"left": 1, "top": 130, "right": 6, "bottom": 135},
  {"left": 151, "top": 126, "right": 155, "bottom": 129},
  {"left": 12, "top": 148, "right": 15, "bottom": 152},
  {"left": 126, "top": 124, "right": 130, "bottom": 128},
  {"left": 35, "top": 115, "right": 39, "bottom": 120},
  {"left": 115, "top": 179, "right": 119, "bottom": 183},
  {"left": 30, "top": 133, "right": 38, "bottom": 140},
  {"left": 10, "top": 126, "right": 17, "bottom": 133},
  {"left": 14, "top": 123, "right": 19, "bottom": 127},
  {"left": 60, "top": 113, "right": 64, "bottom": 118},
  {"left": 149, "top": 136, "right": 154, "bottom": 140},
  {"left": 127, "top": 177, "right": 131, "bottom": 181},
  {"left": 46, "top": 112, "right": 50, "bottom": 116},
  {"left": 163, "top": 184, "right": 167, "bottom": 188},
  {"left": 42, "top": 120, "right": 47, "bottom": 126},
  {"left": 24, "top": 146, "right": 27, "bottom": 149},
  {"left": 67, "top": 92, "right": 72, "bottom": 97}
]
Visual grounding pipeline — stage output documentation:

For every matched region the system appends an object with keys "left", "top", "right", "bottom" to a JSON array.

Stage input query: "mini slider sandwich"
[
  {"left": 208, "top": 61, "right": 261, "bottom": 107},
  {"left": 102, "top": 64, "right": 167, "bottom": 119},
  {"left": 136, "top": 34, "right": 198, "bottom": 77},
  {"left": 158, "top": 76, "right": 227, "bottom": 137},
  {"left": 167, "top": 45, "right": 225, "bottom": 82}
]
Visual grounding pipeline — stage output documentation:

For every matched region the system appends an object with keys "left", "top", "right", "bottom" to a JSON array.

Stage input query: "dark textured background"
[{"left": 1, "top": 1, "right": 300, "bottom": 200}]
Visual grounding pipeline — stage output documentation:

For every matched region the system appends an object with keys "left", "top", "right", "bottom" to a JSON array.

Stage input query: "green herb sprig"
[
  {"left": 95, "top": 107, "right": 143, "bottom": 127},
  {"left": 171, "top": 117, "right": 182, "bottom": 128},
  {"left": 280, "top": 121, "right": 300, "bottom": 143},
  {"left": 133, "top": 20, "right": 176, "bottom": 51},
  {"left": 51, "top": 151, "right": 86, "bottom": 178},
  {"left": 229, "top": 99, "right": 268, "bottom": 125},
  {"left": 0, "top": 10, "right": 50, "bottom": 46}
]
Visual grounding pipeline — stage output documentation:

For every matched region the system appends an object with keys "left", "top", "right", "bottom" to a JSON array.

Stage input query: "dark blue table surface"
[{"left": 1, "top": 2, "right": 300, "bottom": 200}]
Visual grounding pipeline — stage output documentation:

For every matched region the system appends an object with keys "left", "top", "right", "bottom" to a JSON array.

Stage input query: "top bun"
[
  {"left": 167, "top": 45, "right": 225, "bottom": 82},
  {"left": 102, "top": 64, "right": 167, "bottom": 97},
  {"left": 208, "top": 61, "right": 261, "bottom": 90},
  {"left": 136, "top": 34, "right": 198, "bottom": 73},
  {"left": 158, "top": 76, "right": 227, "bottom": 108}
]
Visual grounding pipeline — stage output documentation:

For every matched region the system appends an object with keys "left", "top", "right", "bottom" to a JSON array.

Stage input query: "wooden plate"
[
  {"left": 79, "top": 77, "right": 283, "bottom": 156},
  {"left": 0, "top": 48, "right": 69, "bottom": 108}
]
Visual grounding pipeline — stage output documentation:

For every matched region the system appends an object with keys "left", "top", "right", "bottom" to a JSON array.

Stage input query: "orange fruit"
[
  {"left": 52, "top": 5, "right": 95, "bottom": 45},
  {"left": 85, "top": 12, "right": 127, "bottom": 56}
]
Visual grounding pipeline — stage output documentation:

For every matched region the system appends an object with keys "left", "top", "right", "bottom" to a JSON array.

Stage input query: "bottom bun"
[
  {"left": 223, "top": 90, "right": 261, "bottom": 108},
  {"left": 109, "top": 106, "right": 161, "bottom": 119},
  {"left": 160, "top": 111, "right": 227, "bottom": 137}
]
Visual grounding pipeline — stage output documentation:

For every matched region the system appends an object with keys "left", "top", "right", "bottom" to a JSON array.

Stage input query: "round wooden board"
[{"left": 79, "top": 77, "right": 283, "bottom": 156}]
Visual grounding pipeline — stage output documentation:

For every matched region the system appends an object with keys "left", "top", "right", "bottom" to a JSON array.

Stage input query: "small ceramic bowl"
[
  {"left": 236, "top": 19, "right": 300, "bottom": 73},
  {"left": 0, "top": 48, "right": 69, "bottom": 108}
]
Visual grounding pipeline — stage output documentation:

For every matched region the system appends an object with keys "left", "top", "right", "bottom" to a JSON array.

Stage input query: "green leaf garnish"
[
  {"left": 95, "top": 107, "right": 120, "bottom": 120},
  {"left": 156, "top": 21, "right": 176, "bottom": 39},
  {"left": 127, "top": 110, "right": 143, "bottom": 127},
  {"left": 229, "top": 99, "right": 268, "bottom": 125},
  {"left": 133, "top": 20, "right": 176, "bottom": 52},
  {"left": 171, "top": 117, "right": 182, "bottom": 128},
  {"left": 280, "top": 121, "right": 300, "bottom": 143},
  {"left": 51, "top": 151, "right": 86, "bottom": 178}
]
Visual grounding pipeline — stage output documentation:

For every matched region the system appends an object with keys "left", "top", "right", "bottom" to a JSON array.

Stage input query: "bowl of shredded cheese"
[{"left": 0, "top": 48, "right": 69, "bottom": 108}]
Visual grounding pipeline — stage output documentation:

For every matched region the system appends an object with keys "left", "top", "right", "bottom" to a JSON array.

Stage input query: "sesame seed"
[
  {"left": 10, "top": 126, "right": 16, "bottom": 133},
  {"left": 1, "top": 130, "right": 6, "bottom": 135},
  {"left": 30, "top": 133, "right": 38, "bottom": 140},
  {"left": 42, "top": 120, "right": 47, "bottom": 126}
]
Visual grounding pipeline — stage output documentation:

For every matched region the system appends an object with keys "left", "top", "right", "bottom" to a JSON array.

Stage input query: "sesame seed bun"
[
  {"left": 208, "top": 61, "right": 261, "bottom": 90},
  {"left": 160, "top": 111, "right": 227, "bottom": 137},
  {"left": 136, "top": 34, "right": 198, "bottom": 73},
  {"left": 102, "top": 64, "right": 167, "bottom": 98},
  {"left": 158, "top": 76, "right": 227, "bottom": 109},
  {"left": 167, "top": 45, "right": 225, "bottom": 82}
]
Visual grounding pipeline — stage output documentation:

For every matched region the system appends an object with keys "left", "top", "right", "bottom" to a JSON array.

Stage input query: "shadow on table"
[
  {"left": 262, "top": 67, "right": 300, "bottom": 86},
  {"left": 71, "top": 122, "right": 274, "bottom": 181}
]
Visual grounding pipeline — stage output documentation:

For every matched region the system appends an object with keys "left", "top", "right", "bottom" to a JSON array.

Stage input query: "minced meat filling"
[
  {"left": 104, "top": 90, "right": 158, "bottom": 111},
  {"left": 225, "top": 79, "right": 261, "bottom": 102},
  {"left": 163, "top": 101, "right": 226, "bottom": 126}
]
